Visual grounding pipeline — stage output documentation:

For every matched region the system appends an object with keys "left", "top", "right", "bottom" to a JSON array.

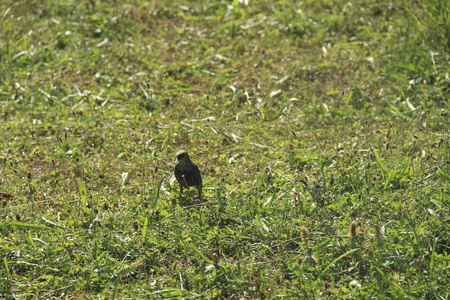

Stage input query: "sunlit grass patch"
[{"left": 0, "top": 0, "right": 449, "bottom": 298}]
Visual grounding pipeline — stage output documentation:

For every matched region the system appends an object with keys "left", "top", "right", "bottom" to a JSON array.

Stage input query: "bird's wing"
[{"left": 193, "top": 164, "right": 202, "bottom": 185}]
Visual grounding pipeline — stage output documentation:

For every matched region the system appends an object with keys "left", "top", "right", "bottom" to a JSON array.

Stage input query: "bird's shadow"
[
  {"left": 174, "top": 192, "right": 199, "bottom": 207},
  {"left": 173, "top": 190, "right": 207, "bottom": 207}
]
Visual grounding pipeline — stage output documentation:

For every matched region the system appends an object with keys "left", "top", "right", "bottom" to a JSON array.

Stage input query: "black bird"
[{"left": 174, "top": 150, "right": 202, "bottom": 199}]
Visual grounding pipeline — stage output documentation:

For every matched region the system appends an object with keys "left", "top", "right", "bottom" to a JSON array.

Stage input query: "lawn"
[{"left": 1, "top": 0, "right": 449, "bottom": 298}]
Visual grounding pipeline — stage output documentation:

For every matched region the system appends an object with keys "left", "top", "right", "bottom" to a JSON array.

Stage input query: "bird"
[{"left": 174, "top": 150, "right": 202, "bottom": 199}]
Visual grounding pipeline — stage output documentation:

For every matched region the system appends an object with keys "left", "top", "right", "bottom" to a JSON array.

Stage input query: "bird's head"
[{"left": 175, "top": 150, "right": 189, "bottom": 162}]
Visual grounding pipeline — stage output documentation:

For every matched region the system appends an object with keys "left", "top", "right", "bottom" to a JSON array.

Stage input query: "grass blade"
[
  {"left": 188, "top": 243, "right": 214, "bottom": 265},
  {"left": 437, "top": 168, "right": 450, "bottom": 182},
  {"left": 320, "top": 248, "right": 359, "bottom": 276},
  {"left": 372, "top": 149, "right": 386, "bottom": 177}
]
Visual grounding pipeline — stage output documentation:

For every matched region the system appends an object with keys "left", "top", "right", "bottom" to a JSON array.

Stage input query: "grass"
[{"left": 1, "top": 0, "right": 449, "bottom": 298}]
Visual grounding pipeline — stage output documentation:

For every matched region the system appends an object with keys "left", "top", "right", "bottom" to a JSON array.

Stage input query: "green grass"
[{"left": 1, "top": 0, "right": 449, "bottom": 298}]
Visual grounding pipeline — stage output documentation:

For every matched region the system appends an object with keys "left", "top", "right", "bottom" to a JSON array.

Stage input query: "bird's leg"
[
  {"left": 180, "top": 175, "right": 188, "bottom": 198},
  {"left": 179, "top": 185, "right": 183, "bottom": 199},
  {"left": 196, "top": 185, "right": 202, "bottom": 200}
]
